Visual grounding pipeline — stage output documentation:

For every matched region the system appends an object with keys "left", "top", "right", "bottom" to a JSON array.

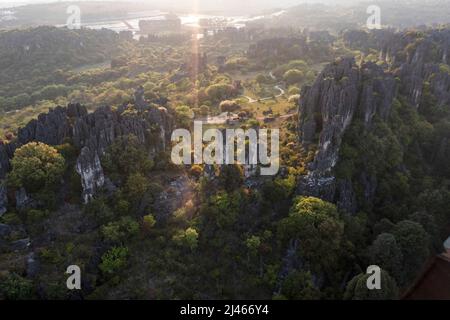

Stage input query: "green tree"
[
  {"left": 174, "top": 105, "right": 194, "bottom": 128},
  {"left": 84, "top": 197, "right": 114, "bottom": 224},
  {"left": 205, "top": 83, "right": 237, "bottom": 102},
  {"left": 246, "top": 235, "right": 261, "bottom": 256},
  {"left": 102, "top": 135, "right": 154, "bottom": 183},
  {"left": 173, "top": 227, "right": 199, "bottom": 251},
  {"left": 125, "top": 172, "right": 150, "bottom": 201},
  {"left": 219, "top": 100, "right": 240, "bottom": 112},
  {"left": 201, "top": 191, "right": 244, "bottom": 229},
  {"left": 393, "top": 220, "right": 430, "bottom": 283},
  {"left": 8, "top": 142, "right": 65, "bottom": 193},
  {"left": 0, "top": 273, "right": 35, "bottom": 300},
  {"left": 101, "top": 216, "right": 139, "bottom": 243},
  {"left": 408, "top": 211, "right": 441, "bottom": 251},
  {"left": 142, "top": 214, "right": 156, "bottom": 233},
  {"left": 199, "top": 105, "right": 210, "bottom": 116},
  {"left": 279, "top": 270, "right": 321, "bottom": 300},
  {"left": 218, "top": 165, "right": 244, "bottom": 192},
  {"left": 369, "top": 233, "right": 403, "bottom": 283},
  {"left": 13, "top": 93, "right": 31, "bottom": 108},
  {"left": 99, "top": 246, "right": 129, "bottom": 277},
  {"left": 283, "top": 69, "right": 304, "bottom": 85},
  {"left": 278, "top": 197, "right": 344, "bottom": 273}
]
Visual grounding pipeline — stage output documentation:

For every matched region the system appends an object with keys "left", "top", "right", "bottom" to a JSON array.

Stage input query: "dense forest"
[{"left": 0, "top": 11, "right": 449, "bottom": 300}]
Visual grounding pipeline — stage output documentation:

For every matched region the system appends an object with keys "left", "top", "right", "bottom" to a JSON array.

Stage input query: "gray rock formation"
[
  {"left": 298, "top": 58, "right": 396, "bottom": 213},
  {"left": 134, "top": 86, "right": 149, "bottom": 111},
  {"left": 76, "top": 146, "right": 105, "bottom": 203},
  {"left": 298, "top": 28, "right": 450, "bottom": 214},
  {"left": 346, "top": 28, "right": 450, "bottom": 109},
  {"left": 0, "top": 99, "right": 173, "bottom": 204},
  {"left": 72, "top": 105, "right": 172, "bottom": 201},
  {"left": 10, "top": 238, "right": 30, "bottom": 251},
  {"left": 0, "top": 223, "right": 11, "bottom": 238},
  {"left": 0, "top": 142, "right": 15, "bottom": 180},
  {"left": 17, "top": 106, "right": 72, "bottom": 146},
  {"left": 26, "top": 252, "right": 39, "bottom": 278}
]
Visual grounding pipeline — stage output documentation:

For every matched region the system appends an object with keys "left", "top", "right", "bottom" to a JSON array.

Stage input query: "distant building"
[
  {"left": 139, "top": 13, "right": 181, "bottom": 35},
  {"left": 199, "top": 18, "right": 228, "bottom": 30}
]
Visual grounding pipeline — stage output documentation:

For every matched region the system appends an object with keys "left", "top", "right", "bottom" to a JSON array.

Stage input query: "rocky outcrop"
[
  {"left": 298, "top": 28, "right": 450, "bottom": 213},
  {"left": 344, "top": 29, "right": 450, "bottom": 109},
  {"left": 298, "top": 57, "right": 359, "bottom": 204},
  {"left": 72, "top": 104, "right": 172, "bottom": 202},
  {"left": 0, "top": 142, "right": 15, "bottom": 180},
  {"left": 76, "top": 147, "right": 105, "bottom": 203},
  {"left": 10, "top": 238, "right": 30, "bottom": 252},
  {"left": 0, "top": 100, "right": 173, "bottom": 203},
  {"left": 298, "top": 57, "right": 396, "bottom": 212},
  {"left": 134, "top": 86, "right": 149, "bottom": 111},
  {"left": 359, "top": 62, "right": 397, "bottom": 126},
  {"left": 17, "top": 106, "right": 72, "bottom": 146}
]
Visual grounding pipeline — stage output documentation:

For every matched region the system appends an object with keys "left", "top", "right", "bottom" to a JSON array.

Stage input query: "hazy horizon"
[{"left": 0, "top": 0, "right": 366, "bottom": 10}]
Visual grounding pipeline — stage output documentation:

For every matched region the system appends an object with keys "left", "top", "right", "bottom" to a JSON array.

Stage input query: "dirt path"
[{"left": 241, "top": 71, "right": 285, "bottom": 103}]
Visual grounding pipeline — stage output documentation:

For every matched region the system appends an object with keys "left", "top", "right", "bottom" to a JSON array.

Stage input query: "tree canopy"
[{"left": 8, "top": 142, "right": 65, "bottom": 193}]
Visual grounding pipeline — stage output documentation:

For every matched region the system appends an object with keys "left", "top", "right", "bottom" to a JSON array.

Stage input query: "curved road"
[
  {"left": 241, "top": 71, "right": 285, "bottom": 104},
  {"left": 198, "top": 71, "right": 293, "bottom": 124}
]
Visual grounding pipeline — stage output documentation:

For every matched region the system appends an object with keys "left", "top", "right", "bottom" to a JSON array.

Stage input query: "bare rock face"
[
  {"left": 345, "top": 29, "right": 450, "bottom": 109},
  {"left": 0, "top": 143, "right": 15, "bottom": 180},
  {"left": 299, "top": 57, "right": 360, "bottom": 169},
  {"left": 0, "top": 105, "right": 78, "bottom": 181},
  {"left": 298, "top": 58, "right": 396, "bottom": 212},
  {"left": 0, "top": 100, "right": 173, "bottom": 204},
  {"left": 298, "top": 57, "right": 359, "bottom": 204},
  {"left": 394, "top": 30, "right": 450, "bottom": 108},
  {"left": 298, "top": 28, "right": 450, "bottom": 214},
  {"left": 76, "top": 146, "right": 105, "bottom": 203},
  {"left": 359, "top": 61, "right": 397, "bottom": 126},
  {"left": 134, "top": 86, "right": 149, "bottom": 111},
  {"left": 17, "top": 106, "right": 72, "bottom": 146},
  {"left": 72, "top": 105, "right": 173, "bottom": 202}
]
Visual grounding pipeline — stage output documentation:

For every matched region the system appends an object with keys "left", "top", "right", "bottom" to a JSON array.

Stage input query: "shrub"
[
  {"left": 8, "top": 142, "right": 65, "bottom": 194},
  {"left": 101, "top": 216, "right": 139, "bottom": 243},
  {"left": 0, "top": 273, "right": 34, "bottom": 300},
  {"left": 283, "top": 69, "right": 304, "bottom": 85},
  {"left": 173, "top": 227, "right": 199, "bottom": 251},
  {"left": 219, "top": 100, "right": 240, "bottom": 112},
  {"left": 99, "top": 246, "right": 129, "bottom": 277},
  {"left": 142, "top": 214, "right": 156, "bottom": 232}
]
